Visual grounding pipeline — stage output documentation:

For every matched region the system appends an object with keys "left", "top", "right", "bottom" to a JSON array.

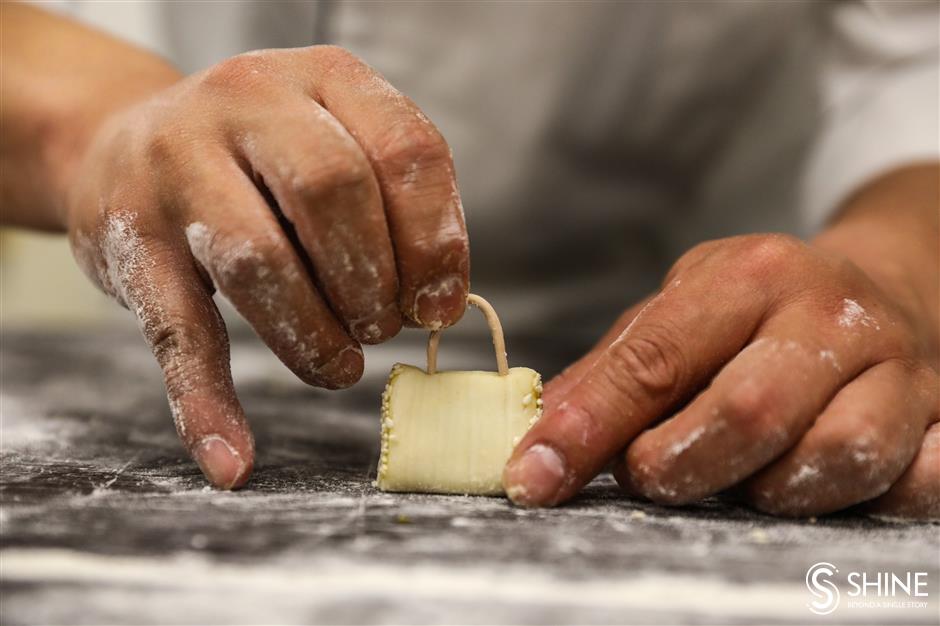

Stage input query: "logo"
[
  {"left": 805, "top": 562, "right": 931, "bottom": 615},
  {"left": 806, "top": 562, "right": 841, "bottom": 615}
]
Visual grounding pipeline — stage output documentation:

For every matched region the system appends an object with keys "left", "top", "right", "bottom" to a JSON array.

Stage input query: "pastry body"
[{"left": 377, "top": 364, "right": 543, "bottom": 495}]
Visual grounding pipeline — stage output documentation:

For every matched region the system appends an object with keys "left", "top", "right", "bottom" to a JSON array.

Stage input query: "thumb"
[
  {"left": 503, "top": 275, "right": 761, "bottom": 507},
  {"left": 116, "top": 236, "right": 254, "bottom": 490},
  {"left": 540, "top": 297, "right": 653, "bottom": 411}
]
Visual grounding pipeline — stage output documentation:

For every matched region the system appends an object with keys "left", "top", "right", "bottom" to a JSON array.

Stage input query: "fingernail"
[
  {"left": 194, "top": 435, "right": 246, "bottom": 490},
  {"left": 315, "top": 345, "right": 364, "bottom": 389},
  {"left": 413, "top": 274, "right": 465, "bottom": 330},
  {"left": 503, "top": 443, "right": 566, "bottom": 507}
]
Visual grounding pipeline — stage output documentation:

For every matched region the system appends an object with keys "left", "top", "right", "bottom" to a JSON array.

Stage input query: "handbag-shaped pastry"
[{"left": 377, "top": 294, "right": 543, "bottom": 495}]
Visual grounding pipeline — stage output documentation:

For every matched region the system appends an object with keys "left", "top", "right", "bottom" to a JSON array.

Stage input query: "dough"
[{"left": 376, "top": 363, "right": 542, "bottom": 495}]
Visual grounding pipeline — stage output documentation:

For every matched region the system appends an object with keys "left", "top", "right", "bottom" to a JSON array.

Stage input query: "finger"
[
  {"left": 619, "top": 304, "right": 877, "bottom": 506},
  {"left": 298, "top": 46, "right": 470, "bottom": 329},
  {"left": 542, "top": 244, "right": 721, "bottom": 410},
  {"left": 744, "top": 361, "right": 936, "bottom": 516},
  {"left": 541, "top": 297, "right": 652, "bottom": 411},
  {"left": 503, "top": 269, "right": 769, "bottom": 507},
  {"left": 866, "top": 418, "right": 940, "bottom": 520},
  {"left": 182, "top": 157, "right": 363, "bottom": 389},
  {"left": 101, "top": 216, "right": 253, "bottom": 489},
  {"left": 237, "top": 93, "right": 401, "bottom": 344}
]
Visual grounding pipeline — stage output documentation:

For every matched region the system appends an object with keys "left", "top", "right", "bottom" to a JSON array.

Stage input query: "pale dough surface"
[{"left": 377, "top": 364, "right": 542, "bottom": 495}]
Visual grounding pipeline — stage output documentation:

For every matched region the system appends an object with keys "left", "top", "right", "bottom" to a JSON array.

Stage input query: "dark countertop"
[{"left": 1, "top": 325, "right": 938, "bottom": 625}]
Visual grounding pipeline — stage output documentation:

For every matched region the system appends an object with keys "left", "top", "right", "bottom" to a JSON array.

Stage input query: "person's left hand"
[{"left": 503, "top": 232, "right": 939, "bottom": 517}]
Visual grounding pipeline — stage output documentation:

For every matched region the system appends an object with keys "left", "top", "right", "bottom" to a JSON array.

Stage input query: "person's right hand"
[{"left": 64, "top": 47, "right": 470, "bottom": 489}]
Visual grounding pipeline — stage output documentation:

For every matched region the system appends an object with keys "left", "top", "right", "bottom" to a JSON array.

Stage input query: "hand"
[
  {"left": 504, "top": 230, "right": 938, "bottom": 517},
  {"left": 64, "top": 47, "right": 469, "bottom": 489}
]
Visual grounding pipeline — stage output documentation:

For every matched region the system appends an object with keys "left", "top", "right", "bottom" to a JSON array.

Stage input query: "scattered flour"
[
  {"left": 185, "top": 221, "right": 324, "bottom": 374},
  {"left": 449, "top": 517, "right": 477, "bottom": 528},
  {"left": 666, "top": 425, "right": 707, "bottom": 459},
  {"left": 838, "top": 298, "right": 880, "bottom": 330},
  {"left": 818, "top": 349, "right": 842, "bottom": 372},
  {"left": 0, "top": 549, "right": 834, "bottom": 622},
  {"left": 611, "top": 277, "right": 683, "bottom": 345},
  {"left": 412, "top": 273, "right": 463, "bottom": 329},
  {"left": 401, "top": 161, "right": 420, "bottom": 186},
  {"left": 786, "top": 464, "right": 821, "bottom": 488}
]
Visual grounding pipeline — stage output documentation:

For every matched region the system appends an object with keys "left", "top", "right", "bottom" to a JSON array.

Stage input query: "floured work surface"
[{"left": 1, "top": 326, "right": 937, "bottom": 625}]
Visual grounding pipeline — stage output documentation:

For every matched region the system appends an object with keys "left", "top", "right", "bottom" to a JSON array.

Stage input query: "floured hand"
[
  {"left": 64, "top": 47, "right": 469, "bottom": 489},
  {"left": 505, "top": 166, "right": 939, "bottom": 518}
]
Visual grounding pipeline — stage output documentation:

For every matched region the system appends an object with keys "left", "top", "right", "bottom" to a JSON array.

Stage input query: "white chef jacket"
[{"left": 38, "top": 1, "right": 940, "bottom": 352}]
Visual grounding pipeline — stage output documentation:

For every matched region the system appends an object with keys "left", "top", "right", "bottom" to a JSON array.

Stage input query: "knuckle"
[
  {"left": 664, "top": 239, "right": 719, "bottom": 284},
  {"left": 144, "top": 127, "right": 184, "bottom": 167},
  {"left": 200, "top": 52, "right": 273, "bottom": 93},
  {"left": 309, "top": 45, "right": 362, "bottom": 72},
  {"left": 605, "top": 326, "right": 686, "bottom": 400},
  {"left": 734, "top": 233, "right": 805, "bottom": 280},
  {"left": 287, "top": 153, "right": 374, "bottom": 203},
  {"left": 207, "top": 231, "right": 291, "bottom": 293},
  {"left": 373, "top": 120, "right": 451, "bottom": 178},
  {"left": 150, "top": 314, "right": 217, "bottom": 376},
  {"left": 719, "top": 380, "right": 778, "bottom": 439},
  {"left": 141, "top": 128, "right": 208, "bottom": 188}
]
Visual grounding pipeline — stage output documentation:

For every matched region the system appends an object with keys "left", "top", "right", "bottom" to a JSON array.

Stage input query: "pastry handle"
[{"left": 426, "top": 293, "right": 508, "bottom": 376}]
